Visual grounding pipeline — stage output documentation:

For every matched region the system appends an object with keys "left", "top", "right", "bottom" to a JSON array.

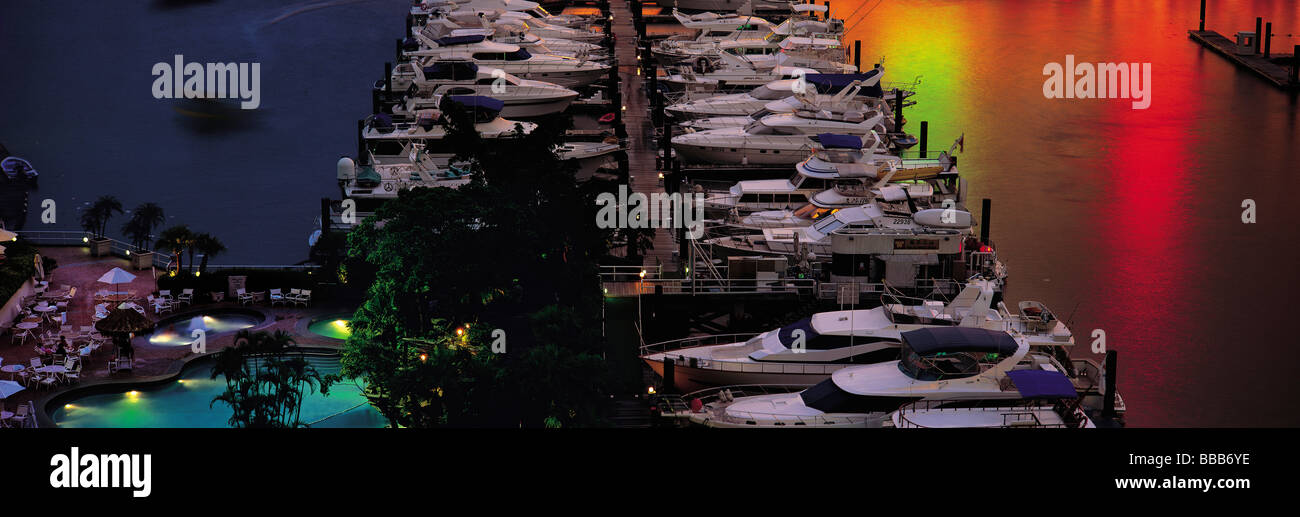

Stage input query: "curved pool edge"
[
  {"left": 135, "top": 305, "right": 271, "bottom": 350},
  {"left": 36, "top": 345, "right": 347, "bottom": 429},
  {"left": 295, "top": 310, "right": 356, "bottom": 344}
]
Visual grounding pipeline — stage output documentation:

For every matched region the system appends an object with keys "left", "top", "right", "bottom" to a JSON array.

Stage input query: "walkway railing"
[
  {"left": 640, "top": 332, "right": 758, "bottom": 356},
  {"left": 14, "top": 230, "right": 321, "bottom": 272}
]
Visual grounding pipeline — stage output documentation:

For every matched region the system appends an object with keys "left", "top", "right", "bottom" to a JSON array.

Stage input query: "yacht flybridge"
[
  {"left": 401, "top": 32, "right": 609, "bottom": 87},
  {"left": 677, "top": 327, "right": 1110, "bottom": 428},
  {"left": 388, "top": 60, "right": 578, "bottom": 118},
  {"left": 414, "top": 14, "right": 607, "bottom": 61},
  {"left": 410, "top": 0, "right": 594, "bottom": 29},
  {"left": 671, "top": 111, "right": 891, "bottom": 165}
]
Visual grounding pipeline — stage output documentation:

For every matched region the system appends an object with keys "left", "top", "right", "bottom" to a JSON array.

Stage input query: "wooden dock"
[
  {"left": 612, "top": 0, "right": 680, "bottom": 272},
  {"left": 1188, "top": 30, "right": 1299, "bottom": 90}
]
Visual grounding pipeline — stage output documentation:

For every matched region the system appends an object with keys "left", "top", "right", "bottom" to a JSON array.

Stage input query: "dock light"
[
  {"left": 658, "top": 172, "right": 664, "bottom": 179},
  {"left": 456, "top": 327, "right": 465, "bottom": 336},
  {"left": 647, "top": 386, "right": 656, "bottom": 395},
  {"left": 125, "top": 250, "right": 130, "bottom": 256},
  {"left": 639, "top": 270, "right": 647, "bottom": 279},
  {"left": 621, "top": 105, "right": 627, "bottom": 111},
  {"left": 195, "top": 271, "right": 201, "bottom": 277},
  {"left": 82, "top": 237, "right": 89, "bottom": 243},
  {"left": 419, "top": 353, "right": 428, "bottom": 362}
]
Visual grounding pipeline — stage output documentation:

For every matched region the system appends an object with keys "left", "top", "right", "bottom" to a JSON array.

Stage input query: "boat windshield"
[
  {"left": 897, "top": 344, "right": 1002, "bottom": 381},
  {"left": 799, "top": 378, "right": 910, "bottom": 413},
  {"left": 812, "top": 215, "right": 846, "bottom": 234}
]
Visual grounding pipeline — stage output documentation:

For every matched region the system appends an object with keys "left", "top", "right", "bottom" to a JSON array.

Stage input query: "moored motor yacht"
[
  {"left": 678, "top": 327, "right": 1097, "bottom": 427},
  {"left": 706, "top": 200, "right": 972, "bottom": 258},
  {"left": 678, "top": 76, "right": 895, "bottom": 131},
  {"left": 362, "top": 95, "right": 537, "bottom": 166},
  {"left": 401, "top": 32, "right": 609, "bottom": 87},
  {"left": 388, "top": 60, "right": 578, "bottom": 118},
  {"left": 671, "top": 110, "right": 891, "bottom": 165}
]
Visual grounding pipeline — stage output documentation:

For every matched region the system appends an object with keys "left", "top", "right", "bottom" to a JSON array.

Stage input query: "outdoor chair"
[
  {"left": 237, "top": 288, "right": 254, "bottom": 306},
  {"left": 296, "top": 289, "right": 312, "bottom": 307},
  {"left": 269, "top": 288, "right": 286, "bottom": 307},
  {"left": 178, "top": 288, "right": 194, "bottom": 307},
  {"left": 8, "top": 405, "right": 29, "bottom": 428}
]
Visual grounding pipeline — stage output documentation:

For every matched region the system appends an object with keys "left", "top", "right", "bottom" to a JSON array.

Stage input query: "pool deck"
[{"left": 1, "top": 246, "right": 352, "bottom": 423}]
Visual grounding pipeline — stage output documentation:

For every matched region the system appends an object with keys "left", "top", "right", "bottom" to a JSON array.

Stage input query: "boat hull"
[{"left": 645, "top": 357, "right": 835, "bottom": 394}]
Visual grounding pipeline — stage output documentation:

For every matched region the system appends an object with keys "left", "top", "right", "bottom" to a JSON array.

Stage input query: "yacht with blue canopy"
[
  {"left": 678, "top": 326, "right": 1109, "bottom": 427},
  {"left": 666, "top": 69, "right": 894, "bottom": 120},
  {"left": 362, "top": 95, "right": 537, "bottom": 166}
]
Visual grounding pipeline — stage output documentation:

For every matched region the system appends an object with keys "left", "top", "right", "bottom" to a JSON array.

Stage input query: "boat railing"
[
  {"left": 598, "top": 264, "right": 663, "bottom": 283},
  {"left": 636, "top": 276, "right": 818, "bottom": 296},
  {"left": 13, "top": 230, "right": 322, "bottom": 272},
  {"left": 892, "top": 399, "right": 1086, "bottom": 428},
  {"left": 817, "top": 278, "right": 962, "bottom": 300},
  {"left": 640, "top": 332, "right": 759, "bottom": 356}
]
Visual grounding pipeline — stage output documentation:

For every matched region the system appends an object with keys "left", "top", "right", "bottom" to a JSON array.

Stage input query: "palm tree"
[
  {"left": 121, "top": 203, "right": 165, "bottom": 251},
  {"left": 86, "top": 196, "right": 123, "bottom": 239},
  {"left": 194, "top": 232, "right": 226, "bottom": 275},
  {"left": 155, "top": 225, "right": 194, "bottom": 274},
  {"left": 210, "top": 330, "right": 332, "bottom": 428}
]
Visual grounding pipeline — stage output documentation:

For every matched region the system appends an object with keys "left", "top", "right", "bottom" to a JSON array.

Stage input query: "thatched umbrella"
[{"left": 95, "top": 306, "right": 155, "bottom": 357}]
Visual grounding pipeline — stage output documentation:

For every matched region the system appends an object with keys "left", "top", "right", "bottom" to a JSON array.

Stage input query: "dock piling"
[
  {"left": 1264, "top": 22, "right": 1272, "bottom": 58},
  {"left": 661, "top": 122, "right": 673, "bottom": 165},
  {"left": 1254, "top": 17, "right": 1262, "bottom": 54},
  {"left": 395, "top": 38, "right": 403, "bottom": 62},
  {"left": 383, "top": 62, "right": 392, "bottom": 96},
  {"left": 1198, "top": 0, "right": 1205, "bottom": 31},
  {"left": 854, "top": 41, "right": 861, "bottom": 71},
  {"left": 919, "top": 121, "right": 928, "bottom": 159},
  {"left": 979, "top": 198, "right": 991, "bottom": 244},
  {"left": 663, "top": 358, "right": 675, "bottom": 395},
  {"left": 1294, "top": 45, "right": 1300, "bottom": 84},
  {"left": 1103, "top": 350, "right": 1118, "bottom": 418},
  {"left": 356, "top": 119, "right": 368, "bottom": 166},
  {"left": 894, "top": 88, "right": 904, "bottom": 132}
]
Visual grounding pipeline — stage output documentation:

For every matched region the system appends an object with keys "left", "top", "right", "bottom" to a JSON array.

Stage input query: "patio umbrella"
[
  {"left": 94, "top": 307, "right": 154, "bottom": 335},
  {"left": 97, "top": 267, "right": 136, "bottom": 286},
  {"left": 0, "top": 380, "right": 25, "bottom": 399},
  {"left": 0, "top": 228, "right": 16, "bottom": 242}
]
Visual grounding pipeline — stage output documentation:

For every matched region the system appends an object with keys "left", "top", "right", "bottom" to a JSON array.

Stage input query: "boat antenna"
[
  {"left": 844, "top": 0, "right": 885, "bottom": 36},
  {"left": 1064, "top": 302, "right": 1081, "bottom": 328}
]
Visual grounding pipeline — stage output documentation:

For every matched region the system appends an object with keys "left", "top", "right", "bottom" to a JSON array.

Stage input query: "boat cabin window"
[
  {"left": 812, "top": 216, "right": 846, "bottom": 234},
  {"left": 799, "top": 379, "right": 912, "bottom": 413}
]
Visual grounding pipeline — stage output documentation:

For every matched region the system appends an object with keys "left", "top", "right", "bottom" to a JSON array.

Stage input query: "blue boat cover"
[
  {"left": 806, "top": 70, "right": 883, "bottom": 97},
  {"left": 1006, "top": 370, "right": 1078, "bottom": 399},
  {"left": 445, "top": 95, "right": 505, "bottom": 112},
  {"left": 423, "top": 61, "right": 479, "bottom": 80},
  {"left": 901, "top": 327, "right": 1019, "bottom": 356},
  {"left": 816, "top": 133, "right": 862, "bottom": 149},
  {"left": 434, "top": 34, "right": 486, "bottom": 46}
]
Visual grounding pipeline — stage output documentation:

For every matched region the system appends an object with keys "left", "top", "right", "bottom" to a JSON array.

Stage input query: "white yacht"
[
  {"left": 654, "top": 10, "right": 776, "bottom": 64},
  {"left": 411, "top": 0, "right": 594, "bottom": 29},
  {"left": 643, "top": 280, "right": 1008, "bottom": 391},
  {"left": 708, "top": 142, "right": 959, "bottom": 219},
  {"left": 389, "top": 60, "right": 578, "bottom": 118},
  {"left": 680, "top": 327, "right": 1085, "bottom": 428},
  {"left": 401, "top": 33, "right": 609, "bottom": 87},
  {"left": 671, "top": 0, "right": 807, "bottom": 14},
  {"left": 415, "top": 14, "right": 607, "bottom": 61},
  {"left": 671, "top": 110, "right": 890, "bottom": 165},
  {"left": 363, "top": 96, "right": 537, "bottom": 166},
  {"left": 679, "top": 77, "right": 895, "bottom": 131},
  {"left": 336, "top": 146, "right": 474, "bottom": 202},
  {"left": 706, "top": 201, "right": 972, "bottom": 258},
  {"left": 662, "top": 61, "right": 817, "bottom": 93},
  {"left": 888, "top": 370, "right": 1095, "bottom": 428}
]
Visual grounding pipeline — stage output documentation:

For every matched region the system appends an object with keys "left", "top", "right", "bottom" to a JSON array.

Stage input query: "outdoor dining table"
[
  {"left": 1, "top": 364, "right": 25, "bottom": 380},
  {"left": 36, "top": 365, "right": 66, "bottom": 375}
]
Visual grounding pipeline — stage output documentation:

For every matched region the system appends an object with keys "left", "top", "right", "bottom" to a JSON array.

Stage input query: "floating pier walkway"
[{"left": 1188, "top": 1, "right": 1300, "bottom": 90}]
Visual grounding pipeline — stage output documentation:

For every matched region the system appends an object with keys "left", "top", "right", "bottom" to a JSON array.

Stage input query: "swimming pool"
[
  {"left": 307, "top": 314, "right": 353, "bottom": 340},
  {"left": 148, "top": 310, "right": 264, "bottom": 347},
  {"left": 50, "top": 355, "right": 387, "bottom": 428}
]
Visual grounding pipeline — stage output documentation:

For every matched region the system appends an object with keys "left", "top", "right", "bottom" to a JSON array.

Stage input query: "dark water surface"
[
  {"left": 831, "top": 0, "right": 1300, "bottom": 426},
  {"left": 4, "top": 0, "right": 1300, "bottom": 426},
  {"left": 1, "top": 0, "right": 410, "bottom": 259}
]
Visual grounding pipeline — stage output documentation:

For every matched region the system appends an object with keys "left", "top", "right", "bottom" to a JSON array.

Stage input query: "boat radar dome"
[{"left": 337, "top": 156, "right": 356, "bottom": 180}]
